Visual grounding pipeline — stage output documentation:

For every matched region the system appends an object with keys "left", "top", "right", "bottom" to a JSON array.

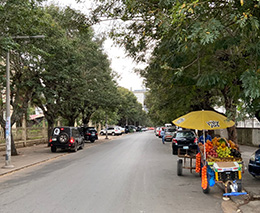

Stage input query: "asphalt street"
[{"left": 0, "top": 131, "right": 226, "bottom": 213}]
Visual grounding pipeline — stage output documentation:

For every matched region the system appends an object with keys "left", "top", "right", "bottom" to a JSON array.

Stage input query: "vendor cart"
[
  {"left": 177, "top": 148, "right": 197, "bottom": 176},
  {"left": 172, "top": 110, "right": 247, "bottom": 198},
  {"left": 200, "top": 153, "right": 245, "bottom": 196}
]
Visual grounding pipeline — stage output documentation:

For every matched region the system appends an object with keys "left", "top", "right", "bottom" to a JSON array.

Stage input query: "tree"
[
  {"left": 116, "top": 87, "right": 146, "bottom": 126},
  {"left": 90, "top": 0, "right": 260, "bottom": 142},
  {"left": 0, "top": 0, "right": 47, "bottom": 155},
  {"left": 31, "top": 5, "right": 120, "bottom": 136},
  {"left": 79, "top": 38, "right": 119, "bottom": 126}
]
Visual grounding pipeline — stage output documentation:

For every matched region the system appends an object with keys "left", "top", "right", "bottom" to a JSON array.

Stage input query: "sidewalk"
[{"left": 0, "top": 135, "right": 114, "bottom": 177}]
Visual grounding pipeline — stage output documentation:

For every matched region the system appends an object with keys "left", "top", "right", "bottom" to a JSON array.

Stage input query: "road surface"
[{"left": 0, "top": 131, "right": 225, "bottom": 213}]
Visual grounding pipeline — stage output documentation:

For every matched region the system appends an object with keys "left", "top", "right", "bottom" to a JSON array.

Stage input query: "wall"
[
  {"left": 214, "top": 128, "right": 260, "bottom": 147},
  {"left": 237, "top": 128, "right": 260, "bottom": 146},
  {"left": 0, "top": 126, "right": 47, "bottom": 143}
]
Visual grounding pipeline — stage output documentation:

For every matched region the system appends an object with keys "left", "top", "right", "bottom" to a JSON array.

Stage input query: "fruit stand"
[
  {"left": 197, "top": 137, "right": 247, "bottom": 197},
  {"left": 172, "top": 110, "right": 247, "bottom": 199}
]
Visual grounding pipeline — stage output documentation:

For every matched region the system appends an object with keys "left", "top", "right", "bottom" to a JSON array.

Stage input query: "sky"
[{"left": 46, "top": 0, "right": 147, "bottom": 91}]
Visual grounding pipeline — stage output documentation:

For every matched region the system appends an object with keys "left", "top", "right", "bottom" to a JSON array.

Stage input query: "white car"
[
  {"left": 100, "top": 127, "right": 122, "bottom": 136},
  {"left": 119, "top": 127, "right": 125, "bottom": 134},
  {"left": 156, "top": 127, "right": 162, "bottom": 136}
]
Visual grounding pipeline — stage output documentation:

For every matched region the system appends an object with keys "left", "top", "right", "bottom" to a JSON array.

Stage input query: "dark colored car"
[
  {"left": 49, "top": 127, "right": 84, "bottom": 152},
  {"left": 124, "top": 126, "right": 129, "bottom": 134},
  {"left": 248, "top": 148, "right": 260, "bottom": 177},
  {"left": 78, "top": 127, "right": 98, "bottom": 143},
  {"left": 172, "top": 130, "right": 198, "bottom": 155},
  {"left": 164, "top": 128, "right": 176, "bottom": 142}
]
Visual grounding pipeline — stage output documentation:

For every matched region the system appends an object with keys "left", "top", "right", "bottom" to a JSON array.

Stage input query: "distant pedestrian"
[{"left": 161, "top": 128, "right": 165, "bottom": 144}]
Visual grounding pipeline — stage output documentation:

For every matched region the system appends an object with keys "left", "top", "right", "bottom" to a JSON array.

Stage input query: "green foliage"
[
  {"left": 116, "top": 87, "right": 145, "bottom": 125},
  {"left": 241, "top": 69, "right": 260, "bottom": 99},
  {"left": 91, "top": 0, "right": 260, "bottom": 125}
]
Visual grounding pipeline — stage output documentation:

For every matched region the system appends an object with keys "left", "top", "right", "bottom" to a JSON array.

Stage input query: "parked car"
[
  {"left": 49, "top": 126, "right": 84, "bottom": 152},
  {"left": 155, "top": 127, "right": 161, "bottom": 136},
  {"left": 124, "top": 126, "right": 130, "bottom": 134},
  {"left": 136, "top": 126, "right": 142, "bottom": 132},
  {"left": 128, "top": 125, "right": 136, "bottom": 132},
  {"left": 119, "top": 126, "right": 125, "bottom": 134},
  {"left": 172, "top": 130, "right": 198, "bottom": 155},
  {"left": 78, "top": 127, "right": 98, "bottom": 143},
  {"left": 248, "top": 147, "right": 260, "bottom": 177},
  {"left": 164, "top": 128, "right": 176, "bottom": 142},
  {"left": 100, "top": 126, "right": 122, "bottom": 136}
]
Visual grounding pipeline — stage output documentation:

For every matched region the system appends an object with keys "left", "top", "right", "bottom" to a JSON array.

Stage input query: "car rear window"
[
  {"left": 176, "top": 131, "right": 194, "bottom": 138},
  {"left": 72, "top": 128, "right": 80, "bottom": 137},
  {"left": 166, "top": 128, "right": 175, "bottom": 132}
]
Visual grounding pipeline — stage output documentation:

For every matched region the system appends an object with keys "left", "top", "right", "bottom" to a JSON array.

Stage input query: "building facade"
[{"left": 133, "top": 89, "right": 148, "bottom": 112}]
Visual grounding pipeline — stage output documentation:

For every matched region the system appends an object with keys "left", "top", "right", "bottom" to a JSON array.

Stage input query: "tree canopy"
[
  {"left": 90, "top": 0, "right": 260, "bottom": 141},
  {"left": 0, "top": 1, "right": 131, "bottom": 154}
]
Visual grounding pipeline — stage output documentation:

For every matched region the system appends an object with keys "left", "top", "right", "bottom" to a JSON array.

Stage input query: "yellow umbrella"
[
  {"left": 173, "top": 110, "right": 235, "bottom": 160},
  {"left": 172, "top": 110, "right": 235, "bottom": 130}
]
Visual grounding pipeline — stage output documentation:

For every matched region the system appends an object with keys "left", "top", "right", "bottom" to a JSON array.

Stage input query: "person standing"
[
  {"left": 161, "top": 128, "right": 165, "bottom": 144},
  {"left": 199, "top": 130, "right": 212, "bottom": 144}
]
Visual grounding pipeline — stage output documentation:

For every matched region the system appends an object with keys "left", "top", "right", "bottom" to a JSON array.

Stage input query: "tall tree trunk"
[
  {"left": 68, "top": 119, "right": 75, "bottom": 126},
  {"left": 47, "top": 119, "right": 54, "bottom": 146},
  {"left": 227, "top": 125, "right": 237, "bottom": 143},
  {"left": 222, "top": 86, "right": 238, "bottom": 143},
  {"left": 255, "top": 110, "right": 260, "bottom": 123},
  {"left": 82, "top": 112, "right": 93, "bottom": 126},
  {"left": 11, "top": 132, "right": 18, "bottom": 156}
]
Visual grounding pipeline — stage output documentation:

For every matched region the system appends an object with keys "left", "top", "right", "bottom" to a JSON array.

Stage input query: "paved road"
[{"left": 0, "top": 131, "right": 226, "bottom": 213}]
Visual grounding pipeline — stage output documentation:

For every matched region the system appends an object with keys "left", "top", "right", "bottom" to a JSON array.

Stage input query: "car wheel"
[
  {"left": 177, "top": 159, "right": 183, "bottom": 176},
  {"left": 51, "top": 146, "right": 57, "bottom": 153},
  {"left": 59, "top": 133, "right": 69, "bottom": 143},
  {"left": 90, "top": 139, "right": 95, "bottom": 143},
  {"left": 100, "top": 132, "right": 104, "bottom": 136},
  {"left": 172, "top": 148, "right": 178, "bottom": 155},
  {"left": 112, "top": 132, "right": 115, "bottom": 136}
]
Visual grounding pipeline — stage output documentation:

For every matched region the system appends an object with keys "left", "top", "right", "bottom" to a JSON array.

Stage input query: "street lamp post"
[{"left": 2, "top": 35, "right": 45, "bottom": 169}]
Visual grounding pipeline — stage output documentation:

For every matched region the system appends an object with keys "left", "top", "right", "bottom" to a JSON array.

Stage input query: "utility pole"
[
  {"left": 2, "top": 35, "right": 45, "bottom": 169},
  {"left": 3, "top": 50, "right": 13, "bottom": 168},
  {"left": 105, "top": 115, "right": 108, "bottom": 139}
]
